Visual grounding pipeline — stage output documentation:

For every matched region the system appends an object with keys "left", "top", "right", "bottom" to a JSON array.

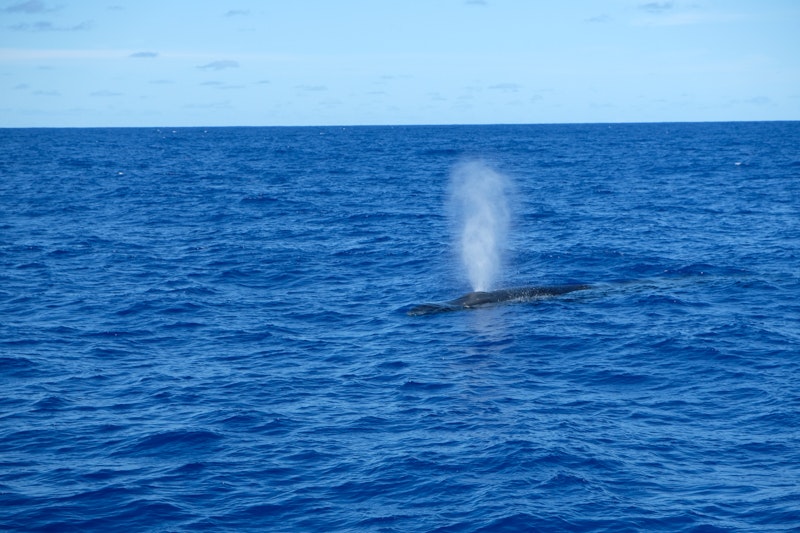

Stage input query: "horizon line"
[{"left": 2, "top": 119, "right": 798, "bottom": 130}]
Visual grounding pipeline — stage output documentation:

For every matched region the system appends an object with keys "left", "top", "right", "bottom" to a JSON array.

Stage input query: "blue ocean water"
[{"left": 1, "top": 122, "right": 799, "bottom": 532}]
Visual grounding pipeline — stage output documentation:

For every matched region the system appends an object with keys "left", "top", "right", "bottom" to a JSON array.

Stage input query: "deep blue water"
[{"left": 1, "top": 122, "right": 799, "bottom": 532}]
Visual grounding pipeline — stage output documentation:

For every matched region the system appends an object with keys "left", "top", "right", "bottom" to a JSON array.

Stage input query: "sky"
[{"left": 1, "top": 0, "right": 798, "bottom": 127}]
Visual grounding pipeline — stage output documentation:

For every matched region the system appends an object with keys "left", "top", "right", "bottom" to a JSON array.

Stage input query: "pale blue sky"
[{"left": 1, "top": 0, "right": 798, "bottom": 127}]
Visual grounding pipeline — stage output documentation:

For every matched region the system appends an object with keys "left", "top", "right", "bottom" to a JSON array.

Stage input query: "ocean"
[{"left": 1, "top": 122, "right": 798, "bottom": 532}]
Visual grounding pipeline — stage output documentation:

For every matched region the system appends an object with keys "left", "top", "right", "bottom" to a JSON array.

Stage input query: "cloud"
[
  {"left": 377, "top": 74, "right": 411, "bottom": 82},
  {"left": 0, "top": 48, "right": 124, "bottom": 60},
  {"left": 200, "top": 81, "right": 244, "bottom": 90},
  {"left": 8, "top": 20, "right": 92, "bottom": 31},
  {"left": 488, "top": 83, "right": 521, "bottom": 92},
  {"left": 744, "top": 96, "right": 771, "bottom": 106},
  {"left": 13, "top": 83, "right": 30, "bottom": 90},
  {"left": 295, "top": 85, "right": 327, "bottom": 92},
  {"left": 632, "top": 2, "right": 736, "bottom": 27},
  {"left": 638, "top": 2, "right": 673, "bottom": 13},
  {"left": 183, "top": 100, "right": 231, "bottom": 110},
  {"left": 3, "top": 0, "right": 53, "bottom": 13},
  {"left": 586, "top": 14, "right": 611, "bottom": 23},
  {"left": 197, "top": 60, "right": 239, "bottom": 71},
  {"left": 130, "top": 51, "right": 158, "bottom": 58},
  {"left": 634, "top": 10, "right": 734, "bottom": 27}
]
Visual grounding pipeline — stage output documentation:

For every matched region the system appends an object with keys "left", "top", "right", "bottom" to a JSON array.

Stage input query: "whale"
[{"left": 407, "top": 284, "right": 591, "bottom": 316}]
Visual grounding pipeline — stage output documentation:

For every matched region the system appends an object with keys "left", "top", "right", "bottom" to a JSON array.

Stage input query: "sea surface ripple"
[{"left": 1, "top": 123, "right": 799, "bottom": 532}]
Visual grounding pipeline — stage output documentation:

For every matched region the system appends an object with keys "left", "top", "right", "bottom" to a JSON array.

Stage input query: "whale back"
[
  {"left": 408, "top": 284, "right": 591, "bottom": 316},
  {"left": 450, "top": 291, "right": 494, "bottom": 307}
]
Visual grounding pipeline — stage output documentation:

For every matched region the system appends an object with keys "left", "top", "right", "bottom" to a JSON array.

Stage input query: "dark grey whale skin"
[{"left": 407, "top": 284, "right": 591, "bottom": 316}]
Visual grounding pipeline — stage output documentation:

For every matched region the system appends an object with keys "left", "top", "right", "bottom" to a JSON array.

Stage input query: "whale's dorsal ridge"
[
  {"left": 407, "top": 284, "right": 591, "bottom": 316},
  {"left": 453, "top": 291, "right": 492, "bottom": 307}
]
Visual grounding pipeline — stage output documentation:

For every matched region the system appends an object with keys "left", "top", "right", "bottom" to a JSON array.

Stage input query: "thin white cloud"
[
  {"left": 183, "top": 100, "right": 231, "bottom": 109},
  {"left": 197, "top": 60, "right": 239, "bottom": 70},
  {"left": 586, "top": 14, "right": 611, "bottom": 23},
  {"left": 8, "top": 20, "right": 92, "bottom": 31},
  {"left": 0, "top": 48, "right": 124, "bottom": 60},
  {"left": 634, "top": 10, "right": 741, "bottom": 27},
  {"left": 200, "top": 81, "right": 244, "bottom": 90},
  {"left": 0, "top": 48, "right": 294, "bottom": 62},
  {"left": 639, "top": 2, "right": 673, "bottom": 13},
  {"left": 489, "top": 83, "right": 521, "bottom": 92},
  {"left": 130, "top": 51, "right": 158, "bottom": 58},
  {"left": 295, "top": 85, "right": 327, "bottom": 92},
  {"left": 3, "top": 0, "right": 54, "bottom": 13},
  {"left": 633, "top": 1, "right": 743, "bottom": 26},
  {"left": 744, "top": 96, "right": 771, "bottom": 105},
  {"left": 90, "top": 90, "right": 122, "bottom": 97}
]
